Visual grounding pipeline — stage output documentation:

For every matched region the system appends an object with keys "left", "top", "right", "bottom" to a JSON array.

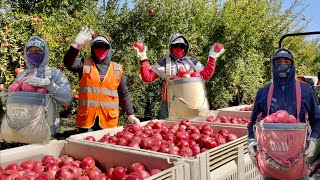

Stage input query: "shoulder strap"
[
  {"left": 186, "top": 57, "right": 199, "bottom": 73},
  {"left": 164, "top": 56, "right": 171, "bottom": 78},
  {"left": 113, "top": 62, "right": 122, "bottom": 78},
  {"left": 267, "top": 83, "right": 274, "bottom": 115},
  {"left": 83, "top": 57, "right": 91, "bottom": 74},
  {"left": 296, "top": 81, "right": 301, "bottom": 121}
]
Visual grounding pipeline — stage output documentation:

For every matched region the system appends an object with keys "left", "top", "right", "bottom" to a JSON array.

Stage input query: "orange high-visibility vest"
[{"left": 76, "top": 58, "right": 122, "bottom": 128}]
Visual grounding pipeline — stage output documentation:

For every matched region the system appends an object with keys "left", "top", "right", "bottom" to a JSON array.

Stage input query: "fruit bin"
[
  {"left": 169, "top": 110, "right": 251, "bottom": 128},
  {"left": 68, "top": 120, "right": 250, "bottom": 180},
  {"left": 0, "top": 140, "right": 190, "bottom": 180},
  {"left": 217, "top": 105, "right": 253, "bottom": 117}
]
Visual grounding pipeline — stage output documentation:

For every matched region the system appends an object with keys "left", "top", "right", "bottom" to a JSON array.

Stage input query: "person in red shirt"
[{"left": 134, "top": 33, "right": 225, "bottom": 118}]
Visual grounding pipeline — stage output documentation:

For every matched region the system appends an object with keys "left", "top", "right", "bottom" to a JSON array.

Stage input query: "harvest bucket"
[
  {"left": 167, "top": 77, "right": 209, "bottom": 118},
  {"left": 255, "top": 123, "right": 308, "bottom": 179},
  {"left": 1, "top": 91, "right": 58, "bottom": 144}
]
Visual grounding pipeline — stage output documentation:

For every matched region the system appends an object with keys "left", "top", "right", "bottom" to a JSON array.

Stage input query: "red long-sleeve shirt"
[{"left": 140, "top": 57, "right": 216, "bottom": 82}]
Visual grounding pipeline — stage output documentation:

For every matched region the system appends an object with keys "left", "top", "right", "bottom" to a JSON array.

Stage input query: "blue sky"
[{"left": 283, "top": 0, "right": 320, "bottom": 32}]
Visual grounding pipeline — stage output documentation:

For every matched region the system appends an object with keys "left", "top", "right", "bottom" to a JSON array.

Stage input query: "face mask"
[
  {"left": 94, "top": 49, "right": 109, "bottom": 61},
  {"left": 171, "top": 47, "right": 185, "bottom": 59},
  {"left": 27, "top": 53, "right": 44, "bottom": 67},
  {"left": 275, "top": 64, "right": 292, "bottom": 79}
]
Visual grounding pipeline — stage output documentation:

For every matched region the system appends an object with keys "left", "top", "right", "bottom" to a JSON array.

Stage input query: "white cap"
[{"left": 171, "top": 37, "right": 186, "bottom": 45}]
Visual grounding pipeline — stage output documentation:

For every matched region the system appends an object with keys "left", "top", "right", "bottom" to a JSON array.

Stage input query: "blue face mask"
[
  {"left": 27, "top": 53, "right": 44, "bottom": 67},
  {"left": 275, "top": 64, "right": 292, "bottom": 79}
]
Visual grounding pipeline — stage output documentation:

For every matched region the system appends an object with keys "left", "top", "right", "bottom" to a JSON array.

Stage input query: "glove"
[
  {"left": 72, "top": 27, "right": 93, "bottom": 50},
  {"left": 134, "top": 46, "right": 148, "bottom": 61},
  {"left": 23, "top": 76, "right": 50, "bottom": 87},
  {"left": 209, "top": 43, "right": 225, "bottom": 59},
  {"left": 128, "top": 115, "right": 140, "bottom": 124},
  {"left": 305, "top": 138, "right": 316, "bottom": 157},
  {"left": 248, "top": 139, "right": 258, "bottom": 157}
]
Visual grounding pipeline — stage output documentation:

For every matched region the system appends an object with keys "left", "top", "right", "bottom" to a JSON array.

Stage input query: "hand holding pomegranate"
[
  {"left": 22, "top": 76, "right": 50, "bottom": 87},
  {"left": 209, "top": 43, "right": 225, "bottom": 59},
  {"left": 133, "top": 42, "right": 148, "bottom": 61}
]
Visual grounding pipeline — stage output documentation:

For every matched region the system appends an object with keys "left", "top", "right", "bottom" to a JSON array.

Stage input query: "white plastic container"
[
  {"left": 68, "top": 120, "right": 250, "bottom": 180},
  {"left": 0, "top": 140, "right": 190, "bottom": 180}
]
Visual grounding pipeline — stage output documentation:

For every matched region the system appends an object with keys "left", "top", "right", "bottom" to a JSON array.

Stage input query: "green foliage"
[{"left": 0, "top": 0, "right": 319, "bottom": 124}]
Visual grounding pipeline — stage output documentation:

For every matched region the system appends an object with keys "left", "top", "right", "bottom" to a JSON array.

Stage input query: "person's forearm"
[
  {"left": 64, "top": 46, "right": 81, "bottom": 73},
  {"left": 140, "top": 60, "right": 159, "bottom": 82},
  {"left": 199, "top": 57, "right": 216, "bottom": 80}
]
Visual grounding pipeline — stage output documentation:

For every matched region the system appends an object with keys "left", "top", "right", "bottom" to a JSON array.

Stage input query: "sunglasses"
[
  {"left": 93, "top": 44, "right": 110, "bottom": 49},
  {"left": 171, "top": 44, "right": 186, "bottom": 49}
]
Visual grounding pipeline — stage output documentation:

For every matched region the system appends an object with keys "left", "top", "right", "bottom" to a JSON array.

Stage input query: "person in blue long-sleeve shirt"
[{"left": 247, "top": 48, "right": 320, "bottom": 179}]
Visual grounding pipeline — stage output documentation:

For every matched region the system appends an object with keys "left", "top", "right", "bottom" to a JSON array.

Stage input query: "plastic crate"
[
  {"left": 0, "top": 140, "right": 190, "bottom": 180},
  {"left": 170, "top": 110, "right": 250, "bottom": 128},
  {"left": 217, "top": 105, "right": 253, "bottom": 117},
  {"left": 68, "top": 120, "right": 250, "bottom": 180},
  {"left": 243, "top": 154, "right": 262, "bottom": 180}
]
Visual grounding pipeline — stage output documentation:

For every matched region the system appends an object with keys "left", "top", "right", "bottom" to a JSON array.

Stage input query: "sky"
[{"left": 283, "top": 0, "right": 320, "bottom": 32}]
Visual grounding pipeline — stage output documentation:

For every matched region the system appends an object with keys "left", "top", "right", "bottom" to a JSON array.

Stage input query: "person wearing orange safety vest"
[{"left": 64, "top": 27, "right": 140, "bottom": 132}]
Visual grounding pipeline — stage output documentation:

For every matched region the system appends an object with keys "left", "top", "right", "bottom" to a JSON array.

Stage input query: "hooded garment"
[
  {"left": 247, "top": 48, "right": 320, "bottom": 139},
  {"left": 90, "top": 35, "right": 113, "bottom": 81},
  {"left": 150, "top": 33, "right": 204, "bottom": 78},
  {"left": 15, "top": 36, "right": 72, "bottom": 106}
]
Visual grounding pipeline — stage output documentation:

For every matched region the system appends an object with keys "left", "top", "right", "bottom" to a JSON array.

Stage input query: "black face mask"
[{"left": 275, "top": 64, "right": 292, "bottom": 79}]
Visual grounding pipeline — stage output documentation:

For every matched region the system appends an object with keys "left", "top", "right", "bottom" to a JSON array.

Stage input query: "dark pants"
[
  {"left": 78, "top": 118, "right": 102, "bottom": 133},
  {"left": 160, "top": 101, "right": 169, "bottom": 119}
]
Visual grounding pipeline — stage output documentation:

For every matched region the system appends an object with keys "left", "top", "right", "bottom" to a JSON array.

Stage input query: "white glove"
[
  {"left": 128, "top": 115, "right": 140, "bottom": 124},
  {"left": 134, "top": 46, "right": 148, "bottom": 61},
  {"left": 209, "top": 43, "right": 225, "bottom": 59},
  {"left": 248, "top": 139, "right": 258, "bottom": 157},
  {"left": 305, "top": 138, "right": 316, "bottom": 157},
  {"left": 23, "top": 76, "right": 50, "bottom": 87},
  {"left": 72, "top": 27, "right": 93, "bottom": 50}
]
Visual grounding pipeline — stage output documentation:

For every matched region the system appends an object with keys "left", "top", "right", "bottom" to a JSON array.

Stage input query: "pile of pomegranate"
[
  {"left": 84, "top": 120, "right": 239, "bottom": 157},
  {"left": 260, "top": 110, "right": 298, "bottom": 123},
  {"left": 8, "top": 74, "right": 46, "bottom": 94},
  {"left": 0, "top": 155, "right": 161, "bottom": 180},
  {"left": 206, "top": 115, "right": 250, "bottom": 125},
  {"left": 239, "top": 106, "right": 253, "bottom": 111}
]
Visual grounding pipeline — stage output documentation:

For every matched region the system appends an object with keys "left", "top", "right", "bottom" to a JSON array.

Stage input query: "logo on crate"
[{"left": 270, "top": 142, "right": 289, "bottom": 152}]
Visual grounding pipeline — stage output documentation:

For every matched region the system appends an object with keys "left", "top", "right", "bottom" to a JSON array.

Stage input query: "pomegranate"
[
  {"left": 134, "top": 42, "right": 144, "bottom": 52},
  {"left": 8, "top": 81, "right": 23, "bottom": 92},
  {"left": 178, "top": 67, "right": 186, "bottom": 77},
  {"left": 81, "top": 157, "right": 95, "bottom": 169},
  {"left": 112, "top": 166, "right": 127, "bottom": 180},
  {"left": 213, "top": 43, "right": 223, "bottom": 53},
  {"left": 84, "top": 136, "right": 96, "bottom": 141},
  {"left": 36, "top": 87, "right": 47, "bottom": 94},
  {"left": 22, "top": 83, "right": 36, "bottom": 92}
]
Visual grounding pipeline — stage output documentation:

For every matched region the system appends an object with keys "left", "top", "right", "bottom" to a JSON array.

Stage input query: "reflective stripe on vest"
[
  {"left": 78, "top": 100, "right": 119, "bottom": 108},
  {"left": 79, "top": 87, "right": 118, "bottom": 97}
]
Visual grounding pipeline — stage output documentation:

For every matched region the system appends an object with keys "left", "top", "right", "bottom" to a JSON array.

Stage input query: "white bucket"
[{"left": 167, "top": 77, "right": 209, "bottom": 118}]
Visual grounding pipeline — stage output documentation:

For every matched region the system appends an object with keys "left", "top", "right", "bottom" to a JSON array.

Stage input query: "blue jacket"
[{"left": 248, "top": 49, "right": 320, "bottom": 139}]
